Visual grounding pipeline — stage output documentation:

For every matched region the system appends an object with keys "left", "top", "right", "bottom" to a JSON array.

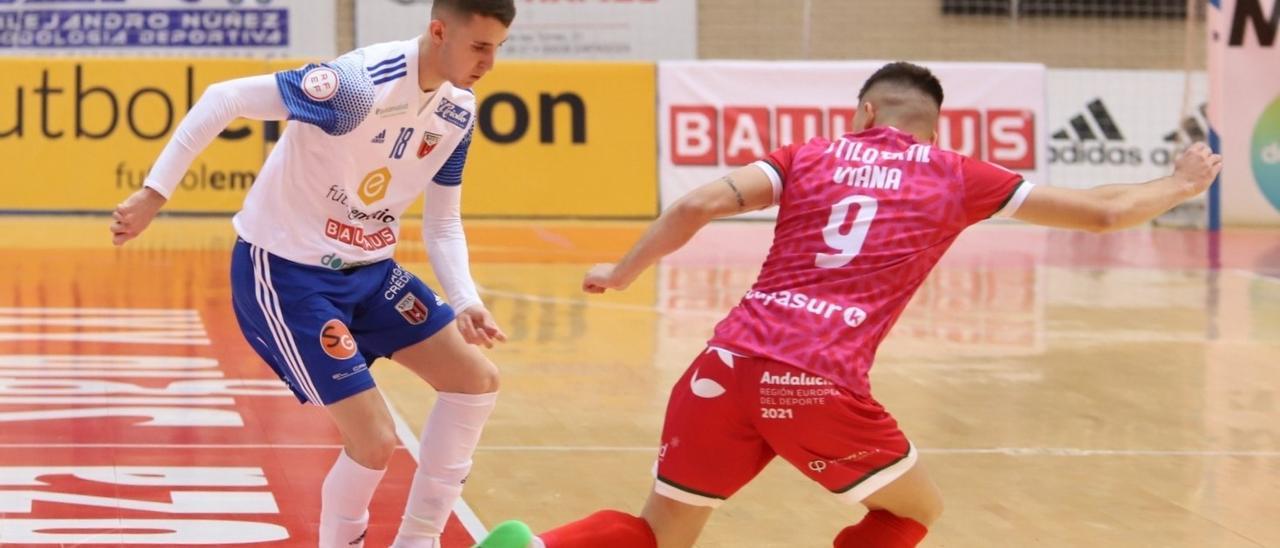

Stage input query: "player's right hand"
[
  {"left": 111, "top": 187, "right": 167, "bottom": 246},
  {"left": 456, "top": 305, "right": 507, "bottom": 349},
  {"left": 583, "top": 263, "right": 628, "bottom": 294},
  {"left": 1172, "top": 142, "right": 1224, "bottom": 195}
]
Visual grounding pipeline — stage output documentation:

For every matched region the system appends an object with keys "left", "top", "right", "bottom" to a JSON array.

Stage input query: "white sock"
[
  {"left": 392, "top": 391, "right": 498, "bottom": 548},
  {"left": 319, "top": 450, "right": 387, "bottom": 548}
]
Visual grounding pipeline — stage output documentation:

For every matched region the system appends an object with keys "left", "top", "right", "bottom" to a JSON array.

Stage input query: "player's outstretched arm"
[
  {"left": 111, "top": 75, "right": 289, "bottom": 246},
  {"left": 423, "top": 179, "right": 508, "bottom": 349},
  {"left": 583, "top": 164, "right": 777, "bottom": 294},
  {"left": 1012, "top": 143, "right": 1222, "bottom": 233}
]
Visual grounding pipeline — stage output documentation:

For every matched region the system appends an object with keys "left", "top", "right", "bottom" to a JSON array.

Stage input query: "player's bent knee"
[
  {"left": 345, "top": 426, "right": 398, "bottom": 470},
  {"left": 910, "top": 475, "right": 944, "bottom": 526},
  {"left": 642, "top": 491, "right": 714, "bottom": 548},
  {"left": 862, "top": 489, "right": 943, "bottom": 527},
  {"left": 477, "top": 360, "right": 501, "bottom": 393},
  {"left": 915, "top": 496, "right": 943, "bottom": 527},
  {"left": 451, "top": 355, "right": 501, "bottom": 394},
  {"left": 884, "top": 493, "right": 942, "bottom": 527}
]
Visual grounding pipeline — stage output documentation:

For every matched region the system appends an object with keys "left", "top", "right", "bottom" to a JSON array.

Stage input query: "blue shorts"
[{"left": 230, "top": 239, "right": 456, "bottom": 405}]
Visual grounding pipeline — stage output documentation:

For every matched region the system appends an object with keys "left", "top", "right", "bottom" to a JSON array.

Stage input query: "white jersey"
[{"left": 233, "top": 39, "right": 475, "bottom": 269}]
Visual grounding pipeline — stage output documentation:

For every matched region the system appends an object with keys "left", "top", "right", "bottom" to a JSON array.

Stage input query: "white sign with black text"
[
  {"left": 0, "top": 0, "right": 335, "bottom": 58},
  {"left": 354, "top": 0, "right": 695, "bottom": 60},
  {"left": 1047, "top": 69, "right": 1209, "bottom": 190}
]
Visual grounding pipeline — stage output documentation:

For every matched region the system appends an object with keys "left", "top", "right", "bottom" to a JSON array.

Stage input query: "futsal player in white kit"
[{"left": 109, "top": 1, "right": 516, "bottom": 546}]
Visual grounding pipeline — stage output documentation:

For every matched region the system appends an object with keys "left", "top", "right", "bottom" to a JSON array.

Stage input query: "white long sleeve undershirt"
[
  {"left": 143, "top": 75, "right": 287, "bottom": 199},
  {"left": 422, "top": 183, "right": 482, "bottom": 313}
]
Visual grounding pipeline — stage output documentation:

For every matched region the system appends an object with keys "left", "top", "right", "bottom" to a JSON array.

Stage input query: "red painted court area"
[{"left": 0, "top": 241, "right": 475, "bottom": 546}]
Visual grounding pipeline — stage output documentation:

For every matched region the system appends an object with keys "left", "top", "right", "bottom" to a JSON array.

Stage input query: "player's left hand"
[
  {"left": 111, "top": 187, "right": 167, "bottom": 246},
  {"left": 456, "top": 305, "right": 507, "bottom": 349},
  {"left": 583, "top": 263, "right": 629, "bottom": 294}
]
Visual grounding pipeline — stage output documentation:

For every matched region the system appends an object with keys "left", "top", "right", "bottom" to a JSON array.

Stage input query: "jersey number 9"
[{"left": 816, "top": 195, "right": 878, "bottom": 269}]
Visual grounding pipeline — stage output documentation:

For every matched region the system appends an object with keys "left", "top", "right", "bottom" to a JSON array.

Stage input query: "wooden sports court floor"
[{"left": 0, "top": 216, "right": 1277, "bottom": 547}]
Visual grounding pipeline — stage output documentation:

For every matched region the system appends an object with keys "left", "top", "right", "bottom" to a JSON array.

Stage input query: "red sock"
[
  {"left": 539, "top": 510, "right": 657, "bottom": 548},
  {"left": 833, "top": 510, "right": 928, "bottom": 548}
]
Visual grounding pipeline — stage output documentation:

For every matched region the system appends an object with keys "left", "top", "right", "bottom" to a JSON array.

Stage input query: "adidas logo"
[
  {"left": 348, "top": 529, "right": 366, "bottom": 546},
  {"left": 1050, "top": 98, "right": 1205, "bottom": 167},
  {"left": 1050, "top": 98, "right": 1140, "bottom": 165},
  {"left": 1052, "top": 99, "right": 1125, "bottom": 142},
  {"left": 371, "top": 130, "right": 386, "bottom": 144}
]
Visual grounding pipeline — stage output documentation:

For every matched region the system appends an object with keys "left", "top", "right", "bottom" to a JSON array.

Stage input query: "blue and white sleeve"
[
  {"left": 433, "top": 126, "right": 472, "bottom": 186},
  {"left": 274, "top": 52, "right": 375, "bottom": 136}
]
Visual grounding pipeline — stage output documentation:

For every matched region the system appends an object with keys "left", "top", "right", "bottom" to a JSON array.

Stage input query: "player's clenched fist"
[
  {"left": 583, "top": 263, "right": 628, "bottom": 294},
  {"left": 110, "top": 187, "right": 167, "bottom": 246},
  {"left": 1172, "top": 142, "right": 1224, "bottom": 194}
]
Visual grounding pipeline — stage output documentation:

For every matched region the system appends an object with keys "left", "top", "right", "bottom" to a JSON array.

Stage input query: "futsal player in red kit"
[{"left": 475, "top": 62, "right": 1223, "bottom": 548}]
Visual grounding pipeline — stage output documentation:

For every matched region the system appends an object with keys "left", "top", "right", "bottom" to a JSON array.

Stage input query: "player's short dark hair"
[
  {"left": 433, "top": 0, "right": 516, "bottom": 27},
  {"left": 858, "top": 62, "right": 944, "bottom": 108}
]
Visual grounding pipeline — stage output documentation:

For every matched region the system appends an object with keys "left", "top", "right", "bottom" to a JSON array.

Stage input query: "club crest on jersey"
[
  {"left": 418, "top": 131, "right": 442, "bottom": 159},
  {"left": 434, "top": 98, "right": 472, "bottom": 129},
  {"left": 301, "top": 67, "right": 340, "bottom": 102},
  {"left": 396, "top": 294, "right": 429, "bottom": 325}
]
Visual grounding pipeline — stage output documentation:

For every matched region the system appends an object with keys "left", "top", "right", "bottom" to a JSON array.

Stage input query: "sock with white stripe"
[
  {"left": 319, "top": 450, "right": 387, "bottom": 548},
  {"left": 392, "top": 391, "right": 498, "bottom": 548}
]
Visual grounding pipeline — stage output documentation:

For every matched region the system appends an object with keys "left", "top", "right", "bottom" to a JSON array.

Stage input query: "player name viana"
[
  {"left": 832, "top": 164, "right": 903, "bottom": 190},
  {"left": 823, "top": 141, "right": 932, "bottom": 191}
]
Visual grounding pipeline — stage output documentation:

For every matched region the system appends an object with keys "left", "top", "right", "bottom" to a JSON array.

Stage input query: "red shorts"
[{"left": 654, "top": 347, "right": 917, "bottom": 507}]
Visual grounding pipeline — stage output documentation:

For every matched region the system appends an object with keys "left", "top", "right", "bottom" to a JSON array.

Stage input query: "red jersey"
[{"left": 707, "top": 126, "right": 1030, "bottom": 396}]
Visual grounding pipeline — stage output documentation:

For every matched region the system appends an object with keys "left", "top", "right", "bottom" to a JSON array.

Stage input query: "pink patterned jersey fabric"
[{"left": 707, "top": 126, "right": 1024, "bottom": 396}]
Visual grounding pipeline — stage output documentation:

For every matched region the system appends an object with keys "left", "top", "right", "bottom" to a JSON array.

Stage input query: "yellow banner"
[
  {"left": 453, "top": 62, "right": 657, "bottom": 218},
  {"left": 1, "top": 59, "right": 279, "bottom": 213},
  {"left": 0, "top": 59, "right": 657, "bottom": 218}
]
